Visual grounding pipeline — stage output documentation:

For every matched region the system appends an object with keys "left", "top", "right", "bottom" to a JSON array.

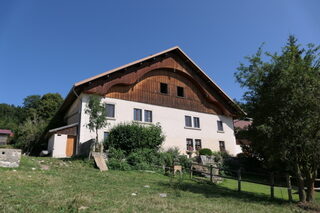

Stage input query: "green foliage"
[
  {"left": 159, "top": 147, "right": 180, "bottom": 168},
  {"left": 198, "top": 148, "right": 213, "bottom": 156},
  {"left": 14, "top": 115, "right": 47, "bottom": 153},
  {"left": 85, "top": 95, "right": 108, "bottom": 152},
  {"left": 235, "top": 35, "right": 320, "bottom": 202},
  {"left": 107, "top": 122, "right": 165, "bottom": 154}
]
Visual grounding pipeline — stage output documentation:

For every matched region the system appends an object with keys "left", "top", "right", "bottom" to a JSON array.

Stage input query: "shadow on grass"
[{"left": 159, "top": 177, "right": 292, "bottom": 206}]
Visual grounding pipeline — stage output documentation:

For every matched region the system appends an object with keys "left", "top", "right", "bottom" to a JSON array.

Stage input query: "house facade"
[{"left": 47, "top": 47, "right": 245, "bottom": 158}]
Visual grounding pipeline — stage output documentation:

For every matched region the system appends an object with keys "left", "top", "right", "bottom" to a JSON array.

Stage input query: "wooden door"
[{"left": 66, "top": 136, "right": 76, "bottom": 157}]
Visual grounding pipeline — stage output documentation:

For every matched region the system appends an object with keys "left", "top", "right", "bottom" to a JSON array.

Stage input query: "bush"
[
  {"left": 127, "top": 148, "right": 160, "bottom": 169},
  {"left": 107, "top": 158, "right": 131, "bottom": 170},
  {"left": 198, "top": 148, "right": 213, "bottom": 156},
  {"left": 106, "top": 122, "right": 165, "bottom": 154},
  {"left": 159, "top": 147, "right": 180, "bottom": 168}
]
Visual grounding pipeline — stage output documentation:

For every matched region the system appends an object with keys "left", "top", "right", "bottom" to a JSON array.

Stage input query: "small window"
[
  {"left": 134, "top": 108, "right": 142, "bottom": 121},
  {"left": 185, "top": 116, "right": 192, "bottom": 127},
  {"left": 186, "top": 138, "right": 193, "bottom": 151},
  {"left": 219, "top": 141, "right": 226, "bottom": 152},
  {"left": 144, "top": 110, "right": 152, "bottom": 122},
  {"left": 160, "top": 83, "right": 168, "bottom": 94},
  {"left": 177, "top": 86, "right": 184, "bottom": 97},
  {"left": 104, "top": 132, "right": 109, "bottom": 142},
  {"left": 195, "top": 139, "right": 202, "bottom": 151},
  {"left": 194, "top": 117, "right": 200, "bottom": 128},
  {"left": 106, "top": 104, "right": 115, "bottom": 118},
  {"left": 217, "top": 120, "right": 224, "bottom": 131}
]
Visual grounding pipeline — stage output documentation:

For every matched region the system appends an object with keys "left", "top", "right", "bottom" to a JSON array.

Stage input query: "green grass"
[{"left": 0, "top": 156, "right": 318, "bottom": 213}]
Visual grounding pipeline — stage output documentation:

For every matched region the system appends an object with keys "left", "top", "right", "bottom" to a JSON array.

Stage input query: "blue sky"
[{"left": 1, "top": 0, "right": 320, "bottom": 106}]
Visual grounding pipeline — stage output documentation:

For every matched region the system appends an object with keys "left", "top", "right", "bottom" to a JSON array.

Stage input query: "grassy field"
[{"left": 0, "top": 156, "right": 319, "bottom": 213}]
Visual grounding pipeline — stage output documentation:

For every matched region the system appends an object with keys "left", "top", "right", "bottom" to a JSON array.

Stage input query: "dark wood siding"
[{"left": 106, "top": 70, "right": 222, "bottom": 114}]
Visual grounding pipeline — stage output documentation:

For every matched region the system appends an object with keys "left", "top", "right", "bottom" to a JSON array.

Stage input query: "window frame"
[
  {"left": 193, "top": 117, "right": 200, "bottom": 128},
  {"left": 186, "top": 138, "right": 194, "bottom": 151},
  {"left": 105, "top": 103, "right": 115, "bottom": 118},
  {"left": 160, "top": 83, "right": 168, "bottom": 94},
  {"left": 217, "top": 120, "right": 224, "bottom": 132},
  {"left": 144, "top": 110, "right": 153, "bottom": 123},
  {"left": 177, "top": 86, "right": 184, "bottom": 97},
  {"left": 185, "top": 115, "right": 192, "bottom": 127},
  {"left": 195, "top": 139, "right": 202, "bottom": 151},
  {"left": 133, "top": 108, "right": 142, "bottom": 121},
  {"left": 219, "top": 141, "right": 226, "bottom": 152}
]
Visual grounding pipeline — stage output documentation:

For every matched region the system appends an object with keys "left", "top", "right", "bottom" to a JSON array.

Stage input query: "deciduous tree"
[{"left": 235, "top": 36, "right": 320, "bottom": 202}]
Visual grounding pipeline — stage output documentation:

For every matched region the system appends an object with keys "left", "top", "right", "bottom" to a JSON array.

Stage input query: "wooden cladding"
[
  {"left": 106, "top": 70, "right": 223, "bottom": 115},
  {"left": 83, "top": 55, "right": 234, "bottom": 116},
  {"left": 55, "top": 126, "right": 77, "bottom": 136}
]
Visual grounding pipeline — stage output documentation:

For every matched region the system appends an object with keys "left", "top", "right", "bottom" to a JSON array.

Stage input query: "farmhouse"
[{"left": 47, "top": 47, "right": 245, "bottom": 158}]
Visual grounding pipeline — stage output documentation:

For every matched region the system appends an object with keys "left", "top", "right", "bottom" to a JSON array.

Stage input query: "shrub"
[
  {"left": 159, "top": 147, "right": 180, "bottom": 168},
  {"left": 198, "top": 148, "right": 213, "bottom": 156},
  {"left": 127, "top": 148, "right": 160, "bottom": 168},
  {"left": 107, "top": 158, "right": 131, "bottom": 170},
  {"left": 106, "top": 122, "right": 165, "bottom": 154}
]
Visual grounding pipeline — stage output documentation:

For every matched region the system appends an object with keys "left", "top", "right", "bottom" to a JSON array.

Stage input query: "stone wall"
[{"left": 0, "top": 149, "right": 22, "bottom": 168}]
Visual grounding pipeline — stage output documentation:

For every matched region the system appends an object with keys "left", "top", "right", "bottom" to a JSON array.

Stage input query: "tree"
[
  {"left": 85, "top": 95, "right": 108, "bottom": 153},
  {"left": 235, "top": 36, "right": 320, "bottom": 202}
]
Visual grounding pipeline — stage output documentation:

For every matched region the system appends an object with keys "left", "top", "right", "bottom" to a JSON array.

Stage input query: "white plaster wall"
[
  {"left": 78, "top": 94, "right": 242, "bottom": 156},
  {"left": 50, "top": 134, "right": 67, "bottom": 158}
]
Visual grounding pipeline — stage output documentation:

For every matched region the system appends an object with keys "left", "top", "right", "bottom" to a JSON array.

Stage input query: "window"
[
  {"left": 144, "top": 110, "right": 152, "bottom": 122},
  {"left": 217, "top": 120, "right": 224, "bottom": 131},
  {"left": 194, "top": 117, "right": 200, "bottom": 128},
  {"left": 160, "top": 83, "right": 168, "bottom": 94},
  {"left": 195, "top": 139, "right": 202, "bottom": 151},
  {"left": 177, "top": 86, "right": 184, "bottom": 97},
  {"left": 219, "top": 141, "right": 226, "bottom": 152},
  {"left": 106, "top": 104, "right": 115, "bottom": 118},
  {"left": 104, "top": 132, "right": 109, "bottom": 142},
  {"left": 185, "top": 116, "right": 192, "bottom": 127},
  {"left": 134, "top": 108, "right": 142, "bottom": 121},
  {"left": 186, "top": 138, "right": 193, "bottom": 151}
]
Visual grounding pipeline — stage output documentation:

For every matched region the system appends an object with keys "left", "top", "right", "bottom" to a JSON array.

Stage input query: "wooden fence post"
[
  {"left": 286, "top": 174, "right": 293, "bottom": 202},
  {"left": 270, "top": 172, "right": 274, "bottom": 199},
  {"left": 237, "top": 168, "right": 242, "bottom": 192},
  {"left": 210, "top": 165, "right": 213, "bottom": 183},
  {"left": 190, "top": 165, "right": 193, "bottom": 179}
]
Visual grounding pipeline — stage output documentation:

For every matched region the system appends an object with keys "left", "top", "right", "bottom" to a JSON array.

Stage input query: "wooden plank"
[{"left": 92, "top": 152, "right": 108, "bottom": 171}]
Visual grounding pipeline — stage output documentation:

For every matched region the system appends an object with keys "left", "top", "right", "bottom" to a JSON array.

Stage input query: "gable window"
[
  {"left": 177, "top": 86, "right": 184, "bottom": 97},
  {"left": 195, "top": 139, "right": 202, "bottom": 151},
  {"left": 217, "top": 120, "right": 224, "bottom": 132},
  {"left": 219, "top": 141, "right": 226, "bottom": 152},
  {"left": 134, "top": 108, "right": 142, "bottom": 121},
  {"left": 185, "top": 116, "right": 192, "bottom": 127},
  {"left": 160, "top": 83, "right": 168, "bottom": 94},
  {"left": 106, "top": 104, "right": 115, "bottom": 118},
  {"left": 144, "top": 110, "right": 152, "bottom": 122},
  {"left": 186, "top": 138, "right": 193, "bottom": 151},
  {"left": 194, "top": 117, "right": 200, "bottom": 128}
]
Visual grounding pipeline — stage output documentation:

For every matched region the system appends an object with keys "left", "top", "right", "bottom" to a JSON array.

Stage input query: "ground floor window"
[
  {"left": 186, "top": 138, "right": 193, "bottom": 151},
  {"left": 219, "top": 141, "right": 226, "bottom": 152},
  {"left": 134, "top": 108, "right": 142, "bottom": 121},
  {"left": 195, "top": 139, "right": 202, "bottom": 151}
]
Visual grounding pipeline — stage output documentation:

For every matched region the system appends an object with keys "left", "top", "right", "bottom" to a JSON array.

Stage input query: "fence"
[{"left": 189, "top": 163, "right": 294, "bottom": 202}]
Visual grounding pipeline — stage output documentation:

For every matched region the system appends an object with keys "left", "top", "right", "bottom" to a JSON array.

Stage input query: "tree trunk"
[
  {"left": 296, "top": 165, "right": 306, "bottom": 203},
  {"left": 306, "top": 170, "right": 317, "bottom": 202}
]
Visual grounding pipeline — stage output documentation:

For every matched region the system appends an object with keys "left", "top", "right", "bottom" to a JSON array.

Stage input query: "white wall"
[
  {"left": 78, "top": 94, "right": 242, "bottom": 156},
  {"left": 48, "top": 134, "right": 68, "bottom": 158}
]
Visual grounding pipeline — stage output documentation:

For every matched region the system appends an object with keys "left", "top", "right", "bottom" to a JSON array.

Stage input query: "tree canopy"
[{"left": 235, "top": 36, "right": 320, "bottom": 202}]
